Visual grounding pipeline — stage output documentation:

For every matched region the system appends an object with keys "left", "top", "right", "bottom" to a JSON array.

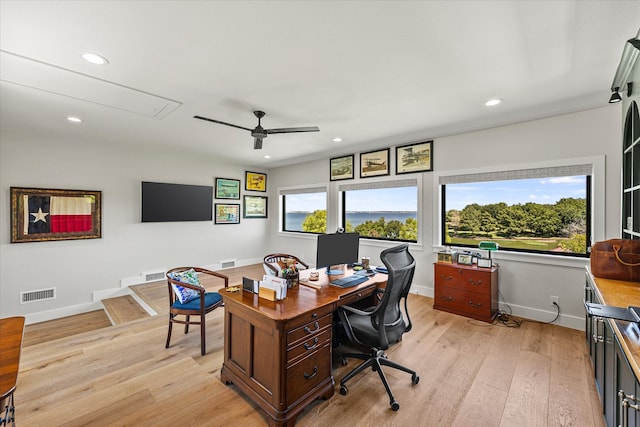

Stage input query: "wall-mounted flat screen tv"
[{"left": 142, "top": 181, "right": 213, "bottom": 222}]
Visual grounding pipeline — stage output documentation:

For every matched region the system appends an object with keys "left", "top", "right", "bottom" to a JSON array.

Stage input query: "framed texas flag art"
[{"left": 11, "top": 187, "right": 102, "bottom": 243}]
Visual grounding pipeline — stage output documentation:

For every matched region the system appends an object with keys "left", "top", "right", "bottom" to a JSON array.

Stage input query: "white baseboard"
[{"left": 24, "top": 301, "right": 107, "bottom": 325}]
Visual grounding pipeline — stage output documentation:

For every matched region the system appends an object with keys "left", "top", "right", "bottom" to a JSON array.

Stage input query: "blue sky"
[
  {"left": 285, "top": 176, "right": 586, "bottom": 212},
  {"left": 286, "top": 187, "right": 418, "bottom": 212},
  {"left": 445, "top": 176, "right": 586, "bottom": 210}
]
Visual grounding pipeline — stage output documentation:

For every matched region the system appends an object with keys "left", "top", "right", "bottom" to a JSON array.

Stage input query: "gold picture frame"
[
  {"left": 396, "top": 140, "right": 433, "bottom": 174},
  {"left": 11, "top": 187, "right": 102, "bottom": 243},
  {"left": 245, "top": 171, "right": 267, "bottom": 192},
  {"left": 360, "top": 148, "right": 390, "bottom": 178}
]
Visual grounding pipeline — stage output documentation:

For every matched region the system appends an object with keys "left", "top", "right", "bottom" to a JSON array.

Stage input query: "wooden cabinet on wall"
[
  {"left": 585, "top": 269, "right": 640, "bottom": 426},
  {"left": 433, "top": 262, "right": 498, "bottom": 323}
]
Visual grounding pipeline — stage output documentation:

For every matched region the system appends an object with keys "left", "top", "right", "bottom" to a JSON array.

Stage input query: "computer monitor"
[{"left": 316, "top": 232, "right": 360, "bottom": 275}]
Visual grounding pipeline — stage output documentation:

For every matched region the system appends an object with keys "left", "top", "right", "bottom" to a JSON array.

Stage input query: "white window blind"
[
  {"left": 338, "top": 178, "right": 418, "bottom": 192},
  {"left": 438, "top": 164, "right": 593, "bottom": 185},
  {"left": 279, "top": 186, "right": 327, "bottom": 196}
]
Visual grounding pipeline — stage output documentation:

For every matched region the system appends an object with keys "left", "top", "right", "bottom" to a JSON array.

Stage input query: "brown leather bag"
[{"left": 590, "top": 239, "right": 640, "bottom": 282}]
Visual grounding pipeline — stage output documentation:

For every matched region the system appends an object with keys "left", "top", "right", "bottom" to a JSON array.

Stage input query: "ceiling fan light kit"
[{"left": 194, "top": 110, "right": 319, "bottom": 149}]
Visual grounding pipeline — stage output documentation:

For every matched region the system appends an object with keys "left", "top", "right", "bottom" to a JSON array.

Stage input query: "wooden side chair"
[
  {"left": 166, "top": 267, "right": 228, "bottom": 356},
  {"left": 263, "top": 253, "right": 309, "bottom": 276}
]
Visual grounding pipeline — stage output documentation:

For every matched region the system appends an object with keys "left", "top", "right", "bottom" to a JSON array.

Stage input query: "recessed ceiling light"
[
  {"left": 66, "top": 116, "right": 82, "bottom": 123},
  {"left": 332, "top": 137, "right": 342, "bottom": 142},
  {"left": 80, "top": 52, "right": 109, "bottom": 65},
  {"left": 485, "top": 98, "right": 503, "bottom": 107},
  {"left": 263, "top": 155, "right": 271, "bottom": 159}
]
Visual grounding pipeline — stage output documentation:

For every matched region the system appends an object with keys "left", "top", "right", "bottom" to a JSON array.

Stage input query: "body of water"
[{"left": 286, "top": 211, "right": 417, "bottom": 231}]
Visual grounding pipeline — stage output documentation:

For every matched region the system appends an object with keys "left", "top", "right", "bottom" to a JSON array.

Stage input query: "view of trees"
[
  {"left": 446, "top": 197, "right": 587, "bottom": 253},
  {"left": 301, "top": 210, "right": 417, "bottom": 242}
]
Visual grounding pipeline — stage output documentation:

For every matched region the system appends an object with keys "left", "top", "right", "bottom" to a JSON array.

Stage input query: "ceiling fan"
[{"left": 193, "top": 110, "right": 320, "bottom": 149}]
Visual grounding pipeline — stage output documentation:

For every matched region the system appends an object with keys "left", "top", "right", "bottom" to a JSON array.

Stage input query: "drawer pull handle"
[
  {"left": 468, "top": 279, "right": 483, "bottom": 285},
  {"left": 304, "top": 365, "right": 318, "bottom": 380},
  {"left": 440, "top": 296, "right": 453, "bottom": 301},
  {"left": 311, "top": 313, "right": 318, "bottom": 319},
  {"left": 304, "top": 337, "right": 319, "bottom": 350},
  {"left": 592, "top": 334, "right": 605, "bottom": 343},
  {"left": 440, "top": 275, "right": 454, "bottom": 281},
  {"left": 469, "top": 301, "right": 483, "bottom": 308},
  {"left": 304, "top": 322, "right": 320, "bottom": 334}
]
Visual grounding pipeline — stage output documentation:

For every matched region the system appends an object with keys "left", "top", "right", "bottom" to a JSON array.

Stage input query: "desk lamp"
[{"left": 478, "top": 241, "right": 499, "bottom": 267}]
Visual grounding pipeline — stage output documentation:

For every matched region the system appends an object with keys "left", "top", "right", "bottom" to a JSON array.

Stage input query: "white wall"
[
  {"left": 266, "top": 105, "right": 623, "bottom": 329},
  {"left": 0, "top": 130, "right": 270, "bottom": 321}
]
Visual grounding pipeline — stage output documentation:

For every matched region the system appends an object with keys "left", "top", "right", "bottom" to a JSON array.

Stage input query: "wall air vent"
[
  {"left": 21, "top": 287, "right": 56, "bottom": 304},
  {"left": 145, "top": 272, "right": 165, "bottom": 282},
  {"left": 220, "top": 259, "right": 236, "bottom": 269}
]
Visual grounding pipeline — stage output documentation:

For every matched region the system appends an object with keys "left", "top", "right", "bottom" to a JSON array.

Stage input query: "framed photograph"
[
  {"left": 214, "top": 203, "right": 240, "bottom": 224},
  {"left": 245, "top": 171, "right": 267, "bottom": 192},
  {"left": 243, "top": 195, "right": 268, "bottom": 218},
  {"left": 330, "top": 154, "right": 354, "bottom": 181},
  {"left": 396, "top": 140, "right": 433, "bottom": 174},
  {"left": 360, "top": 148, "right": 390, "bottom": 178},
  {"left": 10, "top": 187, "right": 101, "bottom": 243},
  {"left": 215, "top": 178, "right": 240, "bottom": 199}
]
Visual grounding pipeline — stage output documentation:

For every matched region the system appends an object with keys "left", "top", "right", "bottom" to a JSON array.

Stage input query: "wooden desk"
[
  {"left": 0, "top": 316, "right": 25, "bottom": 425},
  {"left": 220, "top": 269, "right": 386, "bottom": 427}
]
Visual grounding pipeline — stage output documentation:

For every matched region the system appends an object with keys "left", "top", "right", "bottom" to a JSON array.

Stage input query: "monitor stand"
[{"left": 325, "top": 265, "right": 345, "bottom": 276}]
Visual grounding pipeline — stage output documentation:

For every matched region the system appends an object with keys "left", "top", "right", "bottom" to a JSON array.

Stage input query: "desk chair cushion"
[
  {"left": 171, "top": 292, "right": 222, "bottom": 310},
  {"left": 167, "top": 268, "right": 203, "bottom": 303}
]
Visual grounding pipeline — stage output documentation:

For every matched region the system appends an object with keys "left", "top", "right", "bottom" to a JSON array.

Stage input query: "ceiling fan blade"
[
  {"left": 266, "top": 126, "right": 320, "bottom": 135},
  {"left": 193, "top": 115, "right": 253, "bottom": 132},
  {"left": 254, "top": 137, "right": 263, "bottom": 149}
]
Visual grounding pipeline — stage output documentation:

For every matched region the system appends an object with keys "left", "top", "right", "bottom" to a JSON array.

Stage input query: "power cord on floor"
[{"left": 531, "top": 301, "right": 561, "bottom": 325}]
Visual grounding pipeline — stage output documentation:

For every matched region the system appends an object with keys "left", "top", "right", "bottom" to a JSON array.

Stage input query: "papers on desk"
[{"left": 259, "top": 275, "right": 288, "bottom": 301}]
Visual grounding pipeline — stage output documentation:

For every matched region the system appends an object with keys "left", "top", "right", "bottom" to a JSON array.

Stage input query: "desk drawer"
[
  {"left": 339, "top": 288, "right": 375, "bottom": 307},
  {"left": 286, "top": 342, "right": 331, "bottom": 406},
  {"left": 286, "top": 305, "right": 334, "bottom": 332},
  {"left": 287, "top": 314, "right": 332, "bottom": 347},
  {"left": 287, "top": 326, "right": 331, "bottom": 365},
  {"left": 434, "top": 286, "right": 492, "bottom": 318}
]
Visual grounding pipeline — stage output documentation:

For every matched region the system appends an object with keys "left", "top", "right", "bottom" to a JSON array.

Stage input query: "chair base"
[{"left": 339, "top": 349, "right": 419, "bottom": 411}]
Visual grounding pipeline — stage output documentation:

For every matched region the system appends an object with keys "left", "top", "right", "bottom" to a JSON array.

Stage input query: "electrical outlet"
[{"left": 550, "top": 295, "right": 559, "bottom": 306}]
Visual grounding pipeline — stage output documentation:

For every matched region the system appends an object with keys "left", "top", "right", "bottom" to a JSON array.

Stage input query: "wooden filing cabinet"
[{"left": 433, "top": 262, "right": 498, "bottom": 323}]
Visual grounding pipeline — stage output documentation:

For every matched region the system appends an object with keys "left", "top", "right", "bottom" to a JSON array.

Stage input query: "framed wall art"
[
  {"left": 10, "top": 187, "right": 102, "bottom": 243},
  {"left": 214, "top": 203, "right": 240, "bottom": 224},
  {"left": 243, "top": 195, "right": 268, "bottom": 218},
  {"left": 330, "top": 154, "right": 354, "bottom": 181},
  {"left": 215, "top": 178, "right": 240, "bottom": 199},
  {"left": 396, "top": 140, "right": 433, "bottom": 174},
  {"left": 245, "top": 171, "right": 267, "bottom": 192},
  {"left": 360, "top": 148, "right": 390, "bottom": 178}
]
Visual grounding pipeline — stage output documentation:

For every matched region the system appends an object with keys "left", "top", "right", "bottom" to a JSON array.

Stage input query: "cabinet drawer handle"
[
  {"left": 304, "top": 337, "right": 319, "bottom": 350},
  {"left": 440, "top": 296, "right": 453, "bottom": 301},
  {"left": 311, "top": 312, "right": 318, "bottom": 319},
  {"left": 468, "top": 279, "right": 483, "bottom": 285},
  {"left": 440, "top": 274, "right": 454, "bottom": 281},
  {"left": 592, "top": 334, "right": 605, "bottom": 343},
  {"left": 304, "top": 365, "right": 318, "bottom": 380},
  {"left": 304, "top": 322, "right": 320, "bottom": 334},
  {"left": 469, "top": 301, "right": 483, "bottom": 308}
]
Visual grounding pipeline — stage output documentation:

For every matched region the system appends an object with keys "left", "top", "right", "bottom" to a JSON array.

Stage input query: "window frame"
[
  {"left": 338, "top": 178, "right": 420, "bottom": 244},
  {"left": 433, "top": 157, "right": 605, "bottom": 263},
  {"left": 279, "top": 185, "right": 328, "bottom": 235}
]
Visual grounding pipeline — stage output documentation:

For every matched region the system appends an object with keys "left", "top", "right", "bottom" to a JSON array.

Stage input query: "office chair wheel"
[
  {"left": 390, "top": 400, "right": 400, "bottom": 411},
  {"left": 339, "top": 385, "right": 348, "bottom": 395},
  {"left": 412, "top": 373, "right": 420, "bottom": 384}
]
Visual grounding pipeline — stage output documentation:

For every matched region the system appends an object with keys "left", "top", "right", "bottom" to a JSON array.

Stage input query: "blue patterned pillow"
[{"left": 168, "top": 269, "right": 202, "bottom": 303}]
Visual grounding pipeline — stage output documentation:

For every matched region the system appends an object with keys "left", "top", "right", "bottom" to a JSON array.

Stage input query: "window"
[
  {"left": 340, "top": 179, "right": 418, "bottom": 243},
  {"left": 440, "top": 166, "right": 592, "bottom": 256},
  {"left": 281, "top": 187, "right": 327, "bottom": 233}
]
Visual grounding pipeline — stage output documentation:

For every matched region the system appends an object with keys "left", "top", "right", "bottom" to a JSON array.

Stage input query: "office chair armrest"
[{"left": 340, "top": 304, "right": 373, "bottom": 317}]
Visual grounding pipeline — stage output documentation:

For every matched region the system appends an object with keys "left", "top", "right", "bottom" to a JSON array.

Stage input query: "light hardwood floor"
[{"left": 16, "top": 264, "right": 604, "bottom": 426}]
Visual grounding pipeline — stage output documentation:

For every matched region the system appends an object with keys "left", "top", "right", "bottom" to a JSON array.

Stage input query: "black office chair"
[{"left": 337, "top": 243, "right": 419, "bottom": 411}]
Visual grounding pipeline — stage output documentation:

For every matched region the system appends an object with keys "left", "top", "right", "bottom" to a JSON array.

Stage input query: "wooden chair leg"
[
  {"left": 166, "top": 316, "right": 173, "bottom": 349},
  {"left": 200, "top": 317, "right": 206, "bottom": 356},
  {"left": 184, "top": 315, "right": 190, "bottom": 334}
]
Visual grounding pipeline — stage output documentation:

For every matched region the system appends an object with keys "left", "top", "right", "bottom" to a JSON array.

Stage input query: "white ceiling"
[{"left": 1, "top": 1, "right": 639, "bottom": 168}]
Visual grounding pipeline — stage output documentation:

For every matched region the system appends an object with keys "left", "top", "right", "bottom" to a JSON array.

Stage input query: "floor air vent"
[{"left": 21, "top": 287, "right": 56, "bottom": 304}]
